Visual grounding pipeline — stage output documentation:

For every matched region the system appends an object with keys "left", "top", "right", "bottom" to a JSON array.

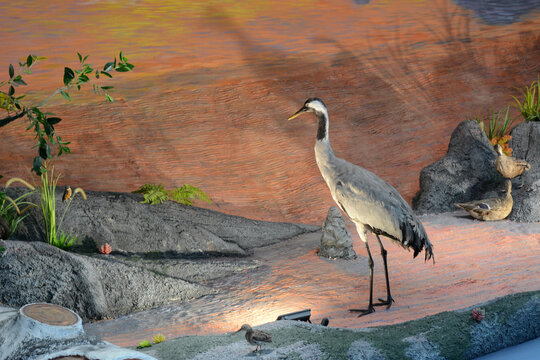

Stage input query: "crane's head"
[
  {"left": 288, "top": 98, "right": 327, "bottom": 120},
  {"left": 494, "top": 144, "right": 504, "bottom": 156}
]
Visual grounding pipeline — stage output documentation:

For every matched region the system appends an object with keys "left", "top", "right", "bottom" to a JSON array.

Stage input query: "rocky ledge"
[{"left": 0, "top": 194, "right": 319, "bottom": 321}]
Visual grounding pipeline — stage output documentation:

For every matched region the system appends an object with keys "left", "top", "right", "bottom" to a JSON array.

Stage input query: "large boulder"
[
  {"left": 507, "top": 121, "right": 540, "bottom": 222},
  {"left": 413, "top": 120, "right": 499, "bottom": 214},
  {"left": 413, "top": 120, "right": 540, "bottom": 222},
  {"left": 7, "top": 190, "right": 319, "bottom": 256},
  {"left": 0, "top": 240, "right": 214, "bottom": 321},
  {"left": 318, "top": 207, "right": 356, "bottom": 260}
]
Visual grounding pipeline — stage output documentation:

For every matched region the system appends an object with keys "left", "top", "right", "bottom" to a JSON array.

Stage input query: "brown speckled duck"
[
  {"left": 455, "top": 180, "right": 513, "bottom": 221},
  {"left": 235, "top": 324, "right": 272, "bottom": 352},
  {"left": 494, "top": 144, "right": 530, "bottom": 187}
]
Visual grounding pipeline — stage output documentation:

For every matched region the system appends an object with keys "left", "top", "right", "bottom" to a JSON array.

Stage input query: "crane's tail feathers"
[{"left": 402, "top": 215, "right": 434, "bottom": 264}]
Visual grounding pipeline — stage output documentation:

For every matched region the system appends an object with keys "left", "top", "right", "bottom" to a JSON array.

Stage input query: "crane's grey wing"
[{"left": 333, "top": 161, "right": 433, "bottom": 260}]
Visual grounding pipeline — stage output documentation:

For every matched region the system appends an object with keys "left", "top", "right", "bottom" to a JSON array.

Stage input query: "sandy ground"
[{"left": 84, "top": 212, "right": 540, "bottom": 350}]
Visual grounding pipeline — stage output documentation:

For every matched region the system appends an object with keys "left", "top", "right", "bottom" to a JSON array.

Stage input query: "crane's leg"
[
  {"left": 373, "top": 234, "right": 394, "bottom": 308},
  {"left": 349, "top": 225, "right": 375, "bottom": 316}
]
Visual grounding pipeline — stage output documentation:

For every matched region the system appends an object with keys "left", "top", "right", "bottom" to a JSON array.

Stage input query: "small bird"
[
  {"left": 494, "top": 144, "right": 530, "bottom": 187},
  {"left": 455, "top": 180, "right": 513, "bottom": 221},
  {"left": 235, "top": 324, "right": 272, "bottom": 353},
  {"left": 62, "top": 186, "right": 72, "bottom": 202},
  {"left": 288, "top": 98, "right": 433, "bottom": 317}
]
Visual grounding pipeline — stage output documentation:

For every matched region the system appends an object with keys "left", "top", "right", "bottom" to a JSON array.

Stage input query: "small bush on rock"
[{"left": 133, "top": 183, "right": 211, "bottom": 206}]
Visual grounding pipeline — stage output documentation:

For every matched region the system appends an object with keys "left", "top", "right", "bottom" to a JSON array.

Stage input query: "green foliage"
[
  {"left": 52, "top": 231, "right": 77, "bottom": 250},
  {"left": 38, "top": 166, "right": 86, "bottom": 250},
  {"left": 0, "top": 52, "right": 134, "bottom": 175},
  {"left": 0, "top": 177, "right": 37, "bottom": 239},
  {"left": 133, "top": 183, "right": 211, "bottom": 206},
  {"left": 137, "top": 340, "right": 152, "bottom": 349},
  {"left": 469, "top": 107, "right": 514, "bottom": 140},
  {"left": 0, "top": 245, "right": 4, "bottom": 255},
  {"left": 512, "top": 75, "right": 540, "bottom": 122}
]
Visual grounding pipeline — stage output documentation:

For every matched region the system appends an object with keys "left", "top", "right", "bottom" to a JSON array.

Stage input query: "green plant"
[
  {"left": 137, "top": 340, "right": 152, "bottom": 349},
  {"left": 153, "top": 334, "right": 166, "bottom": 344},
  {"left": 469, "top": 107, "right": 514, "bottom": 155},
  {"left": 133, "top": 183, "right": 211, "bottom": 206},
  {"left": 0, "top": 177, "right": 37, "bottom": 238},
  {"left": 38, "top": 166, "right": 86, "bottom": 250},
  {"left": 52, "top": 231, "right": 77, "bottom": 251},
  {"left": 512, "top": 75, "right": 540, "bottom": 122},
  {"left": 0, "top": 52, "right": 134, "bottom": 175}
]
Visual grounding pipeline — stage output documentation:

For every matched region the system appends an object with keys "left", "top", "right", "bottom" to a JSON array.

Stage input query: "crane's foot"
[
  {"left": 374, "top": 297, "right": 395, "bottom": 309},
  {"left": 349, "top": 306, "right": 375, "bottom": 317}
]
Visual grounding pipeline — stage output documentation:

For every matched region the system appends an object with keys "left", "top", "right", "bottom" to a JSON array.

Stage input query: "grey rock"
[
  {"left": 464, "top": 294, "right": 540, "bottom": 359},
  {"left": 507, "top": 121, "right": 540, "bottom": 222},
  {"left": 318, "top": 207, "right": 356, "bottom": 260},
  {"left": 413, "top": 120, "right": 540, "bottom": 222},
  {"left": 0, "top": 240, "right": 214, "bottom": 321},
  {"left": 0, "top": 304, "right": 156, "bottom": 360},
  {"left": 7, "top": 190, "right": 319, "bottom": 257},
  {"left": 413, "top": 120, "right": 499, "bottom": 214}
]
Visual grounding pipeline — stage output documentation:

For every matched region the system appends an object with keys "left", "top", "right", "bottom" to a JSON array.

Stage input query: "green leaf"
[
  {"left": 63, "top": 67, "right": 75, "bottom": 86},
  {"left": 32, "top": 156, "right": 43, "bottom": 174},
  {"left": 101, "top": 86, "right": 114, "bottom": 90},
  {"left": 44, "top": 122, "right": 54, "bottom": 136},
  {"left": 100, "top": 71, "right": 112, "bottom": 78},
  {"left": 78, "top": 74, "right": 89, "bottom": 83},
  {"left": 95, "top": 69, "right": 100, "bottom": 79},
  {"left": 9, "top": 64, "right": 14, "bottom": 78},
  {"left": 60, "top": 91, "right": 71, "bottom": 101},
  {"left": 77, "top": 52, "right": 82, "bottom": 62},
  {"left": 103, "top": 62, "right": 115, "bottom": 72},
  {"left": 83, "top": 55, "right": 89, "bottom": 62},
  {"left": 47, "top": 117, "right": 62, "bottom": 125},
  {"left": 26, "top": 55, "right": 34, "bottom": 67},
  {"left": 39, "top": 142, "right": 51, "bottom": 159},
  {"left": 8, "top": 86, "right": 14, "bottom": 96},
  {"left": 105, "top": 93, "right": 113, "bottom": 102}
]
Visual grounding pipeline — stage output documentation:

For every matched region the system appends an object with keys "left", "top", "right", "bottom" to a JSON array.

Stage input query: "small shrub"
[
  {"left": 133, "top": 183, "right": 211, "bottom": 206},
  {"left": 52, "top": 231, "right": 77, "bottom": 251},
  {"left": 98, "top": 242, "right": 112, "bottom": 255},
  {"left": 153, "top": 334, "right": 166, "bottom": 344},
  {"left": 38, "top": 166, "right": 86, "bottom": 250},
  {"left": 137, "top": 340, "right": 152, "bottom": 349},
  {"left": 512, "top": 75, "right": 540, "bottom": 122},
  {"left": 1, "top": 176, "right": 37, "bottom": 238},
  {"left": 470, "top": 107, "right": 514, "bottom": 155}
]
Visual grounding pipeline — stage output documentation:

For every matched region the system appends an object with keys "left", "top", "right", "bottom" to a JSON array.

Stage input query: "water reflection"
[{"left": 84, "top": 214, "right": 540, "bottom": 347}]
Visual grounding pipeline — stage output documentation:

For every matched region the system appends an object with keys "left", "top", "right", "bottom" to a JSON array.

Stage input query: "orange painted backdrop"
[{"left": 1, "top": 0, "right": 539, "bottom": 224}]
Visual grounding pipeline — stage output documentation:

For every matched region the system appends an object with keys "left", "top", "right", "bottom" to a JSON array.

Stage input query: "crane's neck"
[{"left": 314, "top": 110, "right": 336, "bottom": 170}]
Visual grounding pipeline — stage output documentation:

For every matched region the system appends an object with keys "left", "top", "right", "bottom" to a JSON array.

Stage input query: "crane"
[{"left": 288, "top": 98, "right": 434, "bottom": 316}]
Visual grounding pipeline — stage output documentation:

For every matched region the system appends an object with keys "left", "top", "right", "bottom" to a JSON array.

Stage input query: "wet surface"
[
  {"left": 1, "top": 1, "right": 540, "bottom": 226},
  {"left": 84, "top": 213, "right": 540, "bottom": 347}
]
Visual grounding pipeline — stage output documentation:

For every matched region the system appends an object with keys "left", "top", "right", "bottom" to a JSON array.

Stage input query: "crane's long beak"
[{"left": 288, "top": 106, "right": 307, "bottom": 120}]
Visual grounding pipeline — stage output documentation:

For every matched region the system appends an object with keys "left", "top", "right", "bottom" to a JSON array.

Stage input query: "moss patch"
[{"left": 136, "top": 291, "right": 539, "bottom": 360}]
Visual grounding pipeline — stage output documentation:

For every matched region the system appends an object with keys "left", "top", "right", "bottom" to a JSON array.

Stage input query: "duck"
[
  {"left": 494, "top": 144, "right": 530, "bottom": 187},
  {"left": 455, "top": 180, "right": 513, "bottom": 221},
  {"left": 235, "top": 324, "right": 272, "bottom": 353}
]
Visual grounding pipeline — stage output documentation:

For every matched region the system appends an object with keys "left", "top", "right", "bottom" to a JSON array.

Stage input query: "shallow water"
[{"left": 84, "top": 213, "right": 540, "bottom": 347}]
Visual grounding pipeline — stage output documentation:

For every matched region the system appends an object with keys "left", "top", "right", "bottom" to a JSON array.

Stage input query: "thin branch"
[{"left": 0, "top": 109, "right": 27, "bottom": 127}]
